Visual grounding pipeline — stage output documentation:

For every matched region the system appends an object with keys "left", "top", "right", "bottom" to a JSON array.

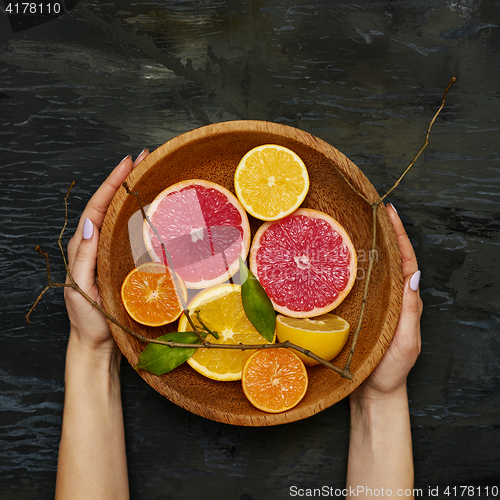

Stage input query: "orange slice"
[
  {"left": 242, "top": 348, "right": 309, "bottom": 413},
  {"left": 177, "top": 284, "right": 274, "bottom": 381},
  {"left": 121, "top": 263, "right": 187, "bottom": 327},
  {"left": 234, "top": 144, "right": 309, "bottom": 221}
]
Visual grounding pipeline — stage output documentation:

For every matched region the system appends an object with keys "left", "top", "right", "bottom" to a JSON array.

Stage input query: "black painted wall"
[{"left": 1, "top": 1, "right": 499, "bottom": 499}]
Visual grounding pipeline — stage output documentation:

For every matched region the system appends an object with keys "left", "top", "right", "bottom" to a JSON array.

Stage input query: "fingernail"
[
  {"left": 119, "top": 154, "right": 131, "bottom": 164},
  {"left": 133, "top": 149, "right": 149, "bottom": 168},
  {"left": 410, "top": 270, "right": 421, "bottom": 291},
  {"left": 388, "top": 202, "right": 398, "bottom": 214},
  {"left": 83, "top": 218, "right": 94, "bottom": 240}
]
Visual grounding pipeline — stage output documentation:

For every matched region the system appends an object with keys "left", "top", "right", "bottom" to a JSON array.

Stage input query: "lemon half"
[
  {"left": 234, "top": 144, "right": 309, "bottom": 221},
  {"left": 276, "top": 313, "right": 350, "bottom": 366},
  {"left": 178, "top": 284, "right": 275, "bottom": 381}
]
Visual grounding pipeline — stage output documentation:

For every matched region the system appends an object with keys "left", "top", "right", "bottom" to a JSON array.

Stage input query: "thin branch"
[
  {"left": 25, "top": 246, "right": 70, "bottom": 323},
  {"left": 378, "top": 76, "right": 456, "bottom": 205},
  {"left": 26, "top": 250, "right": 352, "bottom": 377},
  {"left": 26, "top": 184, "right": 349, "bottom": 375},
  {"left": 327, "top": 159, "right": 371, "bottom": 205},
  {"left": 343, "top": 204, "right": 378, "bottom": 374},
  {"left": 27, "top": 77, "right": 456, "bottom": 383},
  {"left": 26, "top": 182, "right": 76, "bottom": 322},
  {"left": 338, "top": 76, "right": 456, "bottom": 377},
  {"left": 194, "top": 310, "right": 219, "bottom": 340},
  {"left": 141, "top": 340, "right": 352, "bottom": 379},
  {"left": 57, "top": 181, "right": 76, "bottom": 272},
  {"left": 122, "top": 181, "right": 201, "bottom": 338}
]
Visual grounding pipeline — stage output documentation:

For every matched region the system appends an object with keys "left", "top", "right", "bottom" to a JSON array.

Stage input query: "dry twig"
[
  {"left": 27, "top": 77, "right": 456, "bottom": 381},
  {"left": 340, "top": 76, "right": 456, "bottom": 376}
]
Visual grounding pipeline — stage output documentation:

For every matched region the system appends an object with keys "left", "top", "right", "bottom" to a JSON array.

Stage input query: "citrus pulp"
[
  {"left": 121, "top": 262, "right": 187, "bottom": 327},
  {"left": 249, "top": 208, "right": 357, "bottom": 318},
  {"left": 143, "top": 179, "right": 250, "bottom": 289},
  {"left": 234, "top": 144, "right": 309, "bottom": 221},
  {"left": 276, "top": 314, "right": 350, "bottom": 366},
  {"left": 177, "top": 284, "right": 274, "bottom": 381},
  {"left": 242, "top": 348, "right": 308, "bottom": 413}
]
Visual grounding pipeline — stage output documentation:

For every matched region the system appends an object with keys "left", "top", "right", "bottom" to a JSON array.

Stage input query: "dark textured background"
[{"left": 1, "top": 1, "right": 499, "bottom": 499}]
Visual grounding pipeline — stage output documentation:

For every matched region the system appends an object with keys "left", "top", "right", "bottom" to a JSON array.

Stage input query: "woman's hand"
[
  {"left": 56, "top": 150, "right": 148, "bottom": 500},
  {"left": 351, "top": 203, "right": 423, "bottom": 404},
  {"left": 346, "top": 204, "right": 423, "bottom": 498},
  {"left": 64, "top": 150, "right": 149, "bottom": 354}
]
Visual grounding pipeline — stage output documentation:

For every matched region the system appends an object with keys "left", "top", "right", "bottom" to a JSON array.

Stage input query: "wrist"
[
  {"left": 347, "top": 384, "right": 414, "bottom": 494},
  {"left": 66, "top": 330, "right": 122, "bottom": 379},
  {"left": 350, "top": 383, "right": 409, "bottom": 421}
]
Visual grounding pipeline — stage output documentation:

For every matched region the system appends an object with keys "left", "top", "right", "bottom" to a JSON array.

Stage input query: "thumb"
[
  {"left": 393, "top": 270, "right": 423, "bottom": 363},
  {"left": 69, "top": 218, "right": 99, "bottom": 293},
  {"left": 402, "top": 270, "right": 423, "bottom": 318}
]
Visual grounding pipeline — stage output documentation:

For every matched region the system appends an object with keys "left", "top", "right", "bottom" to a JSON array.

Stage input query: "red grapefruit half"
[
  {"left": 144, "top": 179, "right": 251, "bottom": 289},
  {"left": 249, "top": 208, "right": 357, "bottom": 318}
]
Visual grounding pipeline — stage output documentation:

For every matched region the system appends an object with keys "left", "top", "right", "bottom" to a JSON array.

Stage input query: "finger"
[
  {"left": 386, "top": 203, "right": 418, "bottom": 278},
  {"left": 68, "top": 156, "right": 133, "bottom": 265},
  {"left": 80, "top": 155, "right": 133, "bottom": 230},
  {"left": 68, "top": 218, "right": 99, "bottom": 294},
  {"left": 133, "top": 148, "right": 149, "bottom": 168}
]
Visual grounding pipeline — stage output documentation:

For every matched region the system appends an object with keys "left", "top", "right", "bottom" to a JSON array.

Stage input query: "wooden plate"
[{"left": 97, "top": 120, "right": 403, "bottom": 426}]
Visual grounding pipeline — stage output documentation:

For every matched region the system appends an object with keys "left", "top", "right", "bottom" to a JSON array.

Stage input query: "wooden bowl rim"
[{"left": 98, "top": 120, "right": 403, "bottom": 426}]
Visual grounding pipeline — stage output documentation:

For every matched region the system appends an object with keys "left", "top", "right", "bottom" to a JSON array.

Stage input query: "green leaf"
[
  {"left": 134, "top": 331, "right": 202, "bottom": 376},
  {"left": 239, "top": 257, "right": 276, "bottom": 342}
]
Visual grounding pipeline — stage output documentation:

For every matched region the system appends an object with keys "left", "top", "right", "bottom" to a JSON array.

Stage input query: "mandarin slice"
[
  {"left": 242, "top": 348, "right": 308, "bottom": 413},
  {"left": 121, "top": 263, "right": 187, "bottom": 327}
]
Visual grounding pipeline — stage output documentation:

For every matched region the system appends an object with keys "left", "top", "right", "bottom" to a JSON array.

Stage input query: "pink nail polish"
[
  {"left": 388, "top": 202, "right": 398, "bottom": 214},
  {"left": 410, "top": 270, "right": 421, "bottom": 291},
  {"left": 83, "top": 218, "right": 94, "bottom": 240},
  {"left": 120, "top": 154, "right": 131, "bottom": 164}
]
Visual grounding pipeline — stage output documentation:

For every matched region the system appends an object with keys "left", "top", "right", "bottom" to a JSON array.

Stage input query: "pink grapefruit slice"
[
  {"left": 143, "top": 179, "right": 251, "bottom": 289},
  {"left": 249, "top": 208, "right": 357, "bottom": 318}
]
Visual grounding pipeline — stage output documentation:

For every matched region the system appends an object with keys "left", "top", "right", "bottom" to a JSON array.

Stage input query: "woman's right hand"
[
  {"left": 346, "top": 204, "right": 422, "bottom": 498},
  {"left": 350, "top": 203, "right": 423, "bottom": 405}
]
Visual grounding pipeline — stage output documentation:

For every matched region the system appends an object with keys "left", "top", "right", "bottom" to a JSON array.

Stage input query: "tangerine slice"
[
  {"left": 143, "top": 179, "right": 251, "bottom": 289},
  {"left": 177, "top": 284, "right": 274, "bottom": 381},
  {"left": 121, "top": 263, "right": 187, "bottom": 327},
  {"left": 242, "top": 348, "right": 308, "bottom": 413},
  {"left": 234, "top": 144, "right": 309, "bottom": 221},
  {"left": 249, "top": 208, "right": 357, "bottom": 318}
]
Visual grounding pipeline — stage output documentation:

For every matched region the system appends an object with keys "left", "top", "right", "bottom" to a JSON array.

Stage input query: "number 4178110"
[
  {"left": 5, "top": 3, "right": 62, "bottom": 15},
  {"left": 443, "top": 486, "right": 499, "bottom": 497}
]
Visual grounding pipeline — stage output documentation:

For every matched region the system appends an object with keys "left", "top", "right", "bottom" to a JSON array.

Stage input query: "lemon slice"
[
  {"left": 234, "top": 144, "right": 309, "bottom": 221},
  {"left": 275, "top": 314, "right": 350, "bottom": 366},
  {"left": 178, "top": 284, "right": 275, "bottom": 381}
]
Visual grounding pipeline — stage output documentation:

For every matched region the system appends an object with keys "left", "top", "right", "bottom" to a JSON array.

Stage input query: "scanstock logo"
[{"left": 3, "top": 1, "right": 79, "bottom": 33}]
